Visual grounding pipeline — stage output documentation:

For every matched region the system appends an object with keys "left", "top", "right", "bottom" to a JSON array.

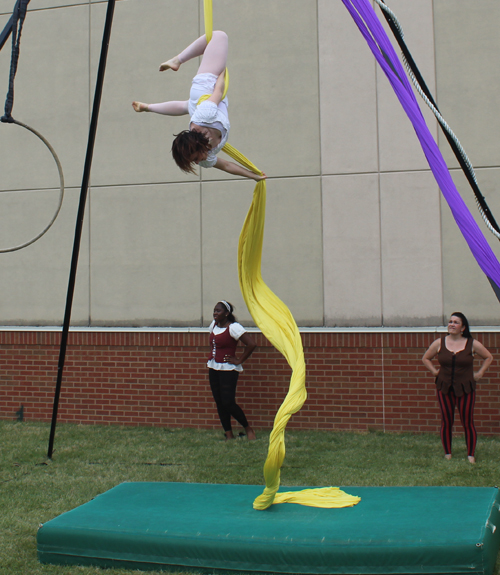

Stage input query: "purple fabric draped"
[{"left": 341, "top": 0, "right": 500, "bottom": 300}]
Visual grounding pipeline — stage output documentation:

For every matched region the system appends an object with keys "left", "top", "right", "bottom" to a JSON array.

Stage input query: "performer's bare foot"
[
  {"left": 245, "top": 426, "right": 256, "bottom": 441},
  {"left": 159, "top": 57, "right": 181, "bottom": 72},
  {"left": 444, "top": 454, "right": 452, "bottom": 460},
  {"left": 468, "top": 455, "right": 476, "bottom": 464},
  {"left": 132, "top": 101, "right": 149, "bottom": 112},
  {"left": 225, "top": 430, "right": 235, "bottom": 441}
]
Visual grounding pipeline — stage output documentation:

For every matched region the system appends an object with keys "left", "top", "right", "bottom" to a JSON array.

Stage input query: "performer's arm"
[
  {"left": 422, "top": 338, "right": 440, "bottom": 377},
  {"left": 472, "top": 340, "right": 493, "bottom": 381},
  {"left": 224, "top": 333, "right": 257, "bottom": 366},
  {"left": 214, "top": 157, "right": 267, "bottom": 181}
]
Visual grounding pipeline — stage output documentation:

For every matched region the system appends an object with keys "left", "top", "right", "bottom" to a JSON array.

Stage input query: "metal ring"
[{"left": 0, "top": 118, "right": 64, "bottom": 253}]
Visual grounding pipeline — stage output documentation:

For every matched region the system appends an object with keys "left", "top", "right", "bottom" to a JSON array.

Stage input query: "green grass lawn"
[{"left": 1, "top": 420, "right": 499, "bottom": 575}]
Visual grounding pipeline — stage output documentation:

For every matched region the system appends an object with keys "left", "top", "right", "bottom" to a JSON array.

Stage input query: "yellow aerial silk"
[{"left": 202, "top": 0, "right": 360, "bottom": 511}]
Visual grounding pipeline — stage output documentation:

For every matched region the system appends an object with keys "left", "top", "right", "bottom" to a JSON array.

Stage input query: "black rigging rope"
[
  {"left": 376, "top": 0, "right": 500, "bottom": 238},
  {"left": 1, "top": 0, "right": 30, "bottom": 123}
]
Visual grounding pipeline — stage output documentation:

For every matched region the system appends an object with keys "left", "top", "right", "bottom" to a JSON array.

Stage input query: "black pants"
[{"left": 208, "top": 368, "right": 249, "bottom": 432}]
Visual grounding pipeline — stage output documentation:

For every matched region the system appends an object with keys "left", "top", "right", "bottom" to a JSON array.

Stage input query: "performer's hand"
[
  {"left": 224, "top": 355, "right": 239, "bottom": 365},
  {"left": 253, "top": 172, "right": 267, "bottom": 182}
]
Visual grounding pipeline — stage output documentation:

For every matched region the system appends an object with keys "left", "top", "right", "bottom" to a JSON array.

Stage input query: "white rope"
[
  {"left": 0, "top": 119, "right": 65, "bottom": 253},
  {"left": 373, "top": 0, "right": 500, "bottom": 241}
]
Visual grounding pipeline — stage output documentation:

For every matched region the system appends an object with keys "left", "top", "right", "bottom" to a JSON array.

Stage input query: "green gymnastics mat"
[{"left": 37, "top": 482, "right": 500, "bottom": 574}]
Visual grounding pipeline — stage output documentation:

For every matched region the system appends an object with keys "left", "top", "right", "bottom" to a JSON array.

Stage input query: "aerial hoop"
[
  {"left": 1, "top": 0, "right": 64, "bottom": 252},
  {"left": 0, "top": 118, "right": 65, "bottom": 253}
]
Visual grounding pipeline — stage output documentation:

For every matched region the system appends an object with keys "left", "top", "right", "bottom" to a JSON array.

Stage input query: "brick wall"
[{"left": 0, "top": 330, "right": 499, "bottom": 435}]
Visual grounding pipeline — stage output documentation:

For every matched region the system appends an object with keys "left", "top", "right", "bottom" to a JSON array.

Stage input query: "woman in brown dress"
[{"left": 422, "top": 312, "right": 493, "bottom": 463}]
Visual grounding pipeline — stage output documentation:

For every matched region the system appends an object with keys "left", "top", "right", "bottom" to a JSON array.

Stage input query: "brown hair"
[{"left": 171, "top": 130, "right": 211, "bottom": 174}]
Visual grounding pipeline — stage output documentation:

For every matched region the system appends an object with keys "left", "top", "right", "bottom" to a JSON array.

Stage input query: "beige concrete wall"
[
  {"left": 0, "top": 0, "right": 499, "bottom": 327},
  {"left": 319, "top": 0, "right": 444, "bottom": 327},
  {"left": 434, "top": 0, "right": 500, "bottom": 325}
]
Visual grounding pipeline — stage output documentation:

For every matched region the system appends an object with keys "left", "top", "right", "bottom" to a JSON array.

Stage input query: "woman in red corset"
[
  {"left": 422, "top": 312, "right": 493, "bottom": 463},
  {"left": 208, "top": 300, "right": 257, "bottom": 441}
]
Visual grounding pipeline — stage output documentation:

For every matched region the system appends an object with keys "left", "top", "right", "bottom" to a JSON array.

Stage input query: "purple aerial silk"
[{"left": 341, "top": 0, "right": 500, "bottom": 300}]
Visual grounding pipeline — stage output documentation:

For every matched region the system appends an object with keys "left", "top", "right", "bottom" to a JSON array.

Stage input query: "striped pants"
[{"left": 436, "top": 389, "right": 477, "bottom": 457}]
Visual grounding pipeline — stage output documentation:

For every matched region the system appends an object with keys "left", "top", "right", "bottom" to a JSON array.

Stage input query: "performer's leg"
[
  {"left": 457, "top": 391, "right": 477, "bottom": 461},
  {"left": 132, "top": 100, "right": 189, "bottom": 115},
  {"left": 196, "top": 31, "right": 228, "bottom": 76},
  {"left": 437, "top": 389, "right": 455, "bottom": 457},
  {"left": 159, "top": 36, "right": 206, "bottom": 72},
  {"left": 208, "top": 369, "right": 232, "bottom": 433},
  {"left": 218, "top": 371, "right": 245, "bottom": 425},
  {"left": 217, "top": 370, "right": 255, "bottom": 439},
  {"left": 219, "top": 373, "right": 256, "bottom": 440}
]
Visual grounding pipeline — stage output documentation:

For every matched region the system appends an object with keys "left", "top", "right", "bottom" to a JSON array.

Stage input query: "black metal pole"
[
  {"left": 0, "top": 15, "right": 14, "bottom": 52},
  {"left": 47, "top": 0, "right": 116, "bottom": 459}
]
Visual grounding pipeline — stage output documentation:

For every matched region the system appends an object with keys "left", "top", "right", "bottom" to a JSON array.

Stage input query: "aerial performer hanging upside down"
[{"left": 132, "top": 31, "right": 266, "bottom": 182}]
